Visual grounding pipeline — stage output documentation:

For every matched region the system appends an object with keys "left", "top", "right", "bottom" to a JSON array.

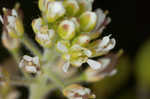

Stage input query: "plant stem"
[
  {"left": 29, "top": 83, "right": 55, "bottom": 99},
  {"left": 10, "top": 48, "right": 20, "bottom": 63},
  {"left": 44, "top": 65, "right": 65, "bottom": 89},
  {"left": 66, "top": 73, "right": 86, "bottom": 85},
  {"left": 20, "top": 34, "right": 42, "bottom": 58}
]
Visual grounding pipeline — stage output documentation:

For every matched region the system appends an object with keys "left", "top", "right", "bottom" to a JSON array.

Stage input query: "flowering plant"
[{"left": 0, "top": 0, "right": 121, "bottom": 99}]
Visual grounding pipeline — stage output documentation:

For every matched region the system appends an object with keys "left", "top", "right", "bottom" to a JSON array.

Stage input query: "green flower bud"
[
  {"left": 57, "top": 20, "right": 76, "bottom": 40},
  {"left": 38, "top": 0, "right": 54, "bottom": 12},
  {"left": 64, "top": 0, "right": 79, "bottom": 16},
  {"left": 72, "top": 34, "right": 91, "bottom": 46},
  {"left": 46, "top": 1, "right": 65, "bottom": 23},
  {"left": 56, "top": 40, "right": 70, "bottom": 53},
  {"left": 77, "top": 0, "right": 92, "bottom": 14},
  {"left": 70, "top": 17, "right": 80, "bottom": 32},
  {"left": 32, "top": 18, "right": 44, "bottom": 34},
  {"left": 36, "top": 26, "right": 55, "bottom": 48},
  {"left": 79, "top": 11, "right": 97, "bottom": 32}
]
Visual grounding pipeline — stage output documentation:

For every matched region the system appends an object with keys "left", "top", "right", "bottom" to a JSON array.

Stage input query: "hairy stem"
[
  {"left": 10, "top": 48, "right": 20, "bottom": 63},
  {"left": 66, "top": 73, "right": 86, "bottom": 85},
  {"left": 21, "top": 34, "right": 42, "bottom": 58}
]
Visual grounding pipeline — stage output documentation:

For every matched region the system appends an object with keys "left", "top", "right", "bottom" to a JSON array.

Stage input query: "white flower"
[
  {"left": 96, "top": 35, "right": 116, "bottom": 52},
  {"left": 46, "top": 1, "right": 66, "bottom": 22},
  {"left": 63, "top": 84, "right": 96, "bottom": 99},
  {"left": 19, "top": 55, "right": 40, "bottom": 74}
]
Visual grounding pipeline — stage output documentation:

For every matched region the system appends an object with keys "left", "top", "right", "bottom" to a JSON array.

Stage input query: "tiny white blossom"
[
  {"left": 19, "top": 55, "right": 40, "bottom": 74},
  {"left": 96, "top": 35, "right": 116, "bottom": 52},
  {"left": 63, "top": 84, "right": 96, "bottom": 99}
]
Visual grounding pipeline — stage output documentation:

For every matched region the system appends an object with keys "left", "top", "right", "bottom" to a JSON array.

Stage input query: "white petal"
[
  {"left": 95, "top": 9, "right": 106, "bottom": 30},
  {"left": 25, "top": 66, "right": 37, "bottom": 73},
  {"left": 87, "top": 59, "right": 101, "bottom": 70},
  {"left": 62, "top": 61, "right": 70, "bottom": 72},
  {"left": 100, "top": 58, "right": 111, "bottom": 69},
  {"left": 103, "top": 38, "right": 116, "bottom": 51},
  {"left": 83, "top": 49, "right": 92, "bottom": 57},
  {"left": 33, "top": 56, "right": 39, "bottom": 65},
  {"left": 98, "top": 35, "right": 110, "bottom": 48},
  {"left": 19, "top": 60, "right": 24, "bottom": 68},
  {"left": 48, "top": 1, "right": 65, "bottom": 17},
  {"left": 12, "top": 9, "right": 18, "bottom": 16},
  {"left": 23, "top": 55, "right": 33, "bottom": 61},
  {"left": 7, "top": 16, "right": 16, "bottom": 27},
  {"left": 0, "top": 15, "right": 4, "bottom": 24}
]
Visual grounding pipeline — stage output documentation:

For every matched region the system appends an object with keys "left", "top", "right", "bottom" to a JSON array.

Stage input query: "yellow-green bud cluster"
[{"left": 32, "top": 0, "right": 115, "bottom": 72}]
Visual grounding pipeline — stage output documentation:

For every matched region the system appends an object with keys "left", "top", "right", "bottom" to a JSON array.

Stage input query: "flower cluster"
[
  {"left": 32, "top": 0, "right": 115, "bottom": 73},
  {"left": 0, "top": 0, "right": 120, "bottom": 99}
]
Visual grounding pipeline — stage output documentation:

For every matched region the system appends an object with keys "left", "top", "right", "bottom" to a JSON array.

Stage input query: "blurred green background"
[{"left": 0, "top": 0, "right": 148, "bottom": 99}]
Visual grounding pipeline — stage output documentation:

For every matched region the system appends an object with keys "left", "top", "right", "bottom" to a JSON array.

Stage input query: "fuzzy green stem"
[
  {"left": 29, "top": 83, "right": 55, "bottom": 99},
  {"left": 66, "top": 73, "right": 86, "bottom": 85},
  {"left": 20, "top": 34, "right": 42, "bottom": 58},
  {"left": 44, "top": 66, "right": 65, "bottom": 89},
  {"left": 10, "top": 48, "right": 20, "bottom": 63}
]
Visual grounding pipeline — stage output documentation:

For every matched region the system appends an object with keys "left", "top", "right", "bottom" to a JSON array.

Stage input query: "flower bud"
[
  {"left": 36, "top": 27, "right": 55, "bottom": 48},
  {"left": 56, "top": 40, "right": 70, "bottom": 53},
  {"left": 32, "top": 18, "right": 44, "bottom": 34},
  {"left": 64, "top": 0, "right": 79, "bottom": 16},
  {"left": 46, "top": 1, "right": 65, "bottom": 23},
  {"left": 70, "top": 17, "right": 80, "bottom": 32},
  {"left": 57, "top": 20, "right": 76, "bottom": 40},
  {"left": 0, "top": 8, "right": 24, "bottom": 38},
  {"left": 79, "top": 11, "right": 97, "bottom": 32},
  {"left": 2, "top": 31, "right": 20, "bottom": 50},
  {"left": 63, "top": 84, "right": 96, "bottom": 99},
  {"left": 77, "top": 0, "right": 92, "bottom": 14},
  {"left": 72, "top": 34, "right": 91, "bottom": 46},
  {"left": 19, "top": 55, "right": 41, "bottom": 75},
  {"left": 38, "top": 0, "right": 54, "bottom": 12},
  {"left": 94, "top": 35, "right": 116, "bottom": 57},
  {"left": 69, "top": 45, "right": 92, "bottom": 67}
]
